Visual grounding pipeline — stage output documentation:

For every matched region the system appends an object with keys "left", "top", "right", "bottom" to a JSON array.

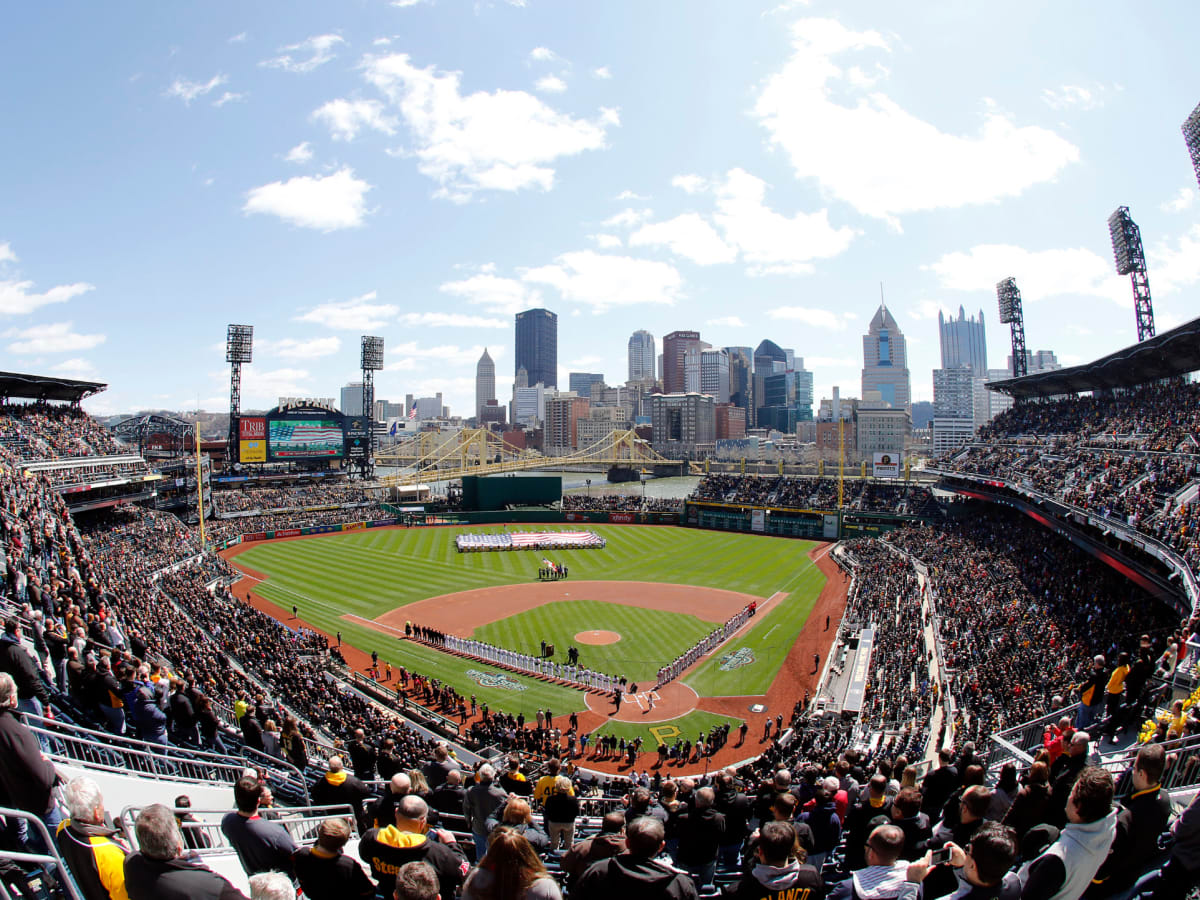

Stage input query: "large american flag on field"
[{"left": 271, "top": 423, "right": 342, "bottom": 446}]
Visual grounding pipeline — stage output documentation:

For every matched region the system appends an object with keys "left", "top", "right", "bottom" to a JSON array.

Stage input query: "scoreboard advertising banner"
[
  {"left": 239, "top": 417, "right": 267, "bottom": 463},
  {"left": 268, "top": 418, "right": 345, "bottom": 459}
]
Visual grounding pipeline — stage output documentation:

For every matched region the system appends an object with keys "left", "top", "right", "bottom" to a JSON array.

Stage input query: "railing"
[
  {"left": 0, "top": 806, "right": 86, "bottom": 900},
  {"left": 116, "top": 803, "right": 359, "bottom": 856},
  {"left": 985, "top": 703, "right": 1081, "bottom": 772},
  {"left": 25, "top": 714, "right": 310, "bottom": 805}
]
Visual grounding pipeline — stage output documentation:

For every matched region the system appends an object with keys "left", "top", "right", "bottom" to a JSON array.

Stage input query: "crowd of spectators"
[
  {"left": 212, "top": 482, "right": 372, "bottom": 516},
  {"left": 691, "top": 473, "right": 937, "bottom": 516},
  {"left": 560, "top": 493, "right": 682, "bottom": 512},
  {"left": 0, "top": 402, "right": 125, "bottom": 460},
  {"left": 204, "top": 505, "right": 391, "bottom": 543}
]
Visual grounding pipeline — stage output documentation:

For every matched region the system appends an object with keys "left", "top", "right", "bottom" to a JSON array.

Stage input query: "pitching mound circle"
[{"left": 576, "top": 630, "right": 621, "bottom": 645}]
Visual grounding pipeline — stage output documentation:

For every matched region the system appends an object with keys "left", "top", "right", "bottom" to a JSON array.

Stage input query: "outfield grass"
[
  {"left": 474, "top": 599, "right": 717, "bottom": 685},
  {"left": 234, "top": 524, "right": 822, "bottom": 722}
]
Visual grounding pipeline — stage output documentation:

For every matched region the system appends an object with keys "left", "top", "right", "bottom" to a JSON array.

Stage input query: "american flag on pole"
[{"left": 408, "top": 405, "right": 418, "bottom": 419}]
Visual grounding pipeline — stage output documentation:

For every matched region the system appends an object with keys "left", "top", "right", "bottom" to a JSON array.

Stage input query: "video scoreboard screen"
[{"left": 268, "top": 418, "right": 345, "bottom": 459}]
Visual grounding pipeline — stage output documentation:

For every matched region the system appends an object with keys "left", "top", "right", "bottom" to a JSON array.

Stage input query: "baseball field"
[{"left": 224, "top": 523, "right": 834, "bottom": 755}]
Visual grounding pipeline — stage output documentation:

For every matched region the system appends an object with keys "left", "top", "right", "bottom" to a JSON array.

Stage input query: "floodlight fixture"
[
  {"left": 995, "top": 277, "right": 1028, "bottom": 378},
  {"left": 361, "top": 335, "right": 385, "bottom": 371},
  {"left": 225, "top": 324, "right": 254, "bottom": 364},
  {"left": 1107, "top": 206, "right": 1155, "bottom": 342},
  {"left": 1184, "top": 100, "right": 1200, "bottom": 189}
]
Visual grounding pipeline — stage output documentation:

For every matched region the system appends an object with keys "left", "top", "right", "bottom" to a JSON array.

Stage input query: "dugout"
[{"left": 461, "top": 474, "right": 562, "bottom": 511}]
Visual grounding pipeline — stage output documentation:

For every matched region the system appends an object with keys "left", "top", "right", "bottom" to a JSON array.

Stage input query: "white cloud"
[
  {"left": 361, "top": 53, "right": 616, "bottom": 199},
  {"left": 391, "top": 0, "right": 421, "bottom": 6},
  {"left": 590, "top": 233, "right": 622, "bottom": 249},
  {"left": 602, "top": 207, "right": 651, "bottom": 228},
  {"left": 50, "top": 358, "right": 98, "bottom": 377},
  {"left": 165, "top": 73, "right": 227, "bottom": 105},
  {"left": 1041, "top": 84, "right": 1104, "bottom": 111},
  {"left": 0, "top": 243, "right": 16, "bottom": 263},
  {"left": 592, "top": 66, "right": 612, "bottom": 79},
  {"left": 535, "top": 75, "right": 567, "bottom": 94},
  {"left": 707, "top": 316, "right": 745, "bottom": 328},
  {"left": 439, "top": 271, "right": 533, "bottom": 315},
  {"left": 5, "top": 321, "right": 106, "bottom": 354},
  {"left": 924, "top": 243, "right": 1127, "bottom": 305},
  {"left": 243, "top": 168, "right": 371, "bottom": 231},
  {"left": 311, "top": 98, "right": 397, "bottom": 140},
  {"left": 0, "top": 278, "right": 94, "bottom": 316},
  {"left": 614, "top": 189, "right": 646, "bottom": 201},
  {"left": 629, "top": 213, "right": 737, "bottom": 265},
  {"left": 259, "top": 336, "right": 342, "bottom": 359},
  {"left": 522, "top": 250, "right": 683, "bottom": 312},
  {"left": 284, "top": 141, "right": 314, "bottom": 164},
  {"left": 397, "top": 312, "right": 508, "bottom": 328},
  {"left": 907, "top": 299, "right": 956, "bottom": 321},
  {"left": 755, "top": 17, "right": 1079, "bottom": 222},
  {"left": 260, "top": 34, "right": 345, "bottom": 74},
  {"left": 228, "top": 32, "right": 247, "bottom": 44},
  {"left": 712, "top": 168, "right": 856, "bottom": 275},
  {"left": 240, "top": 368, "right": 315, "bottom": 405},
  {"left": 671, "top": 174, "right": 708, "bottom": 194},
  {"left": 1150, "top": 224, "right": 1200, "bottom": 297},
  {"left": 765, "top": 305, "right": 853, "bottom": 330},
  {"left": 212, "top": 91, "right": 246, "bottom": 108},
  {"left": 1161, "top": 187, "right": 1196, "bottom": 214},
  {"left": 295, "top": 292, "right": 398, "bottom": 330},
  {"left": 529, "top": 47, "right": 558, "bottom": 62}
]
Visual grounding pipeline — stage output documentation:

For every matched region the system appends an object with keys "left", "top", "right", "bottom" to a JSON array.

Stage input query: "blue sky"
[{"left": 2, "top": 1, "right": 1198, "bottom": 418}]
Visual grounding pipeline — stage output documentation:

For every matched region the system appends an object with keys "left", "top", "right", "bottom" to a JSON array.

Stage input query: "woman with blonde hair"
[
  {"left": 543, "top": 775, "right": 580, "bottom": 850},
  {"left": 462, "top": 827, "right": 562, "bottom": 900}
]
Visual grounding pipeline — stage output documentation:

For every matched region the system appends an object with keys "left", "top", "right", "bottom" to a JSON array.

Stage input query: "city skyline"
[{"left": 2, "top": 3, "right": 1198, "bottom": 421}]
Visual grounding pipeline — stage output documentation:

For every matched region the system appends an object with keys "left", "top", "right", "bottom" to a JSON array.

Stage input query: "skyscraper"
[
  {"left": 475, "top": 347, "right": 495, "bottom": 420},
  {"left": 724, "top": 347, "right": 754, "bottom": 426},
  {"left": 628, "top": 330, "right": 656, "bottom": 382},
  {"left": 861, "top": 303, "right": 911, "bottom": 411},
  {"left": 662, "top": 330, "right": 701, "bottom": 394},
  {"left": 514, "top": 308, "right": 557, "bottom": 389},
  {"left": 938, "top": 306, "right": 987, "bottom": 373},
  {"left": 568, "top": 372, "right": 605, "bottom": 398}
]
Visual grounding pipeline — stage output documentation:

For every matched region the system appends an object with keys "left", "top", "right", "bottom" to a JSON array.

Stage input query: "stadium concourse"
[{"left": 4, "top": 381, "right": 1200, "bottom": 899}]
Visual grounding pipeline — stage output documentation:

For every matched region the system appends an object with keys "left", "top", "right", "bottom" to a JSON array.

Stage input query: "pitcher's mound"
[{"left": 576, "top": 630, "right": 621, "bottom": 645}]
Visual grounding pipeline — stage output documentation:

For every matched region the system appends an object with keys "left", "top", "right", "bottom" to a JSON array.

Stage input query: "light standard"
[{"left": 585, "top": 478, "right": 591, "bottom": 500}]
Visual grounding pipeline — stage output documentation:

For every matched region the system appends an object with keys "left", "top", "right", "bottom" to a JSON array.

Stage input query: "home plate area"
[{"left": 624, "top": 690, "right": 661, "bottom": 711}]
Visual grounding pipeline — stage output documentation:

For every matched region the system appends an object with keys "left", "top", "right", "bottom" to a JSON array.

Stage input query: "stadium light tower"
[
  {"left": 1184, "top": 100, "right": 1200, "bottom": 188},
  {"left": 360, "top": 335, "right": 384, "bottom": 479},
  {"left": 995, "top": 278, "right": 1028, "bottom": 378},
  {"left": 1107, "top": 206, "right": 1155, "bottom": 342},
  {"left": 225, "top": 324, "right": 254, "bottom": 465}
]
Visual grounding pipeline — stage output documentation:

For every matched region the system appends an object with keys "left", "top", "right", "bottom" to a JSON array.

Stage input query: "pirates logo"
[
  {"left": 718, "top": 647, "right": 756, "bottom": 671},
  {"left": 466, "top": 669, "right": 527, "bottom": 692}
]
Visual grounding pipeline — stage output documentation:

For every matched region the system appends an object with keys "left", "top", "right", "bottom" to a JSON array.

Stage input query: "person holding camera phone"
[{"left": 903, "top": 823, "right": 1019, "bottom": 900}]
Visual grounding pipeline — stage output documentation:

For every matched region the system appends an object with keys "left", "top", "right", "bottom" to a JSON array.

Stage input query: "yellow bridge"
[{"left": 375, "top": 428, "right": 692, "bottom": 486}]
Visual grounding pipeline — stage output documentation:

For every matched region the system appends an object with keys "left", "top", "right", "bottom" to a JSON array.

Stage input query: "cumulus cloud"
[
  {"left": 602, "top": 208, "right": 652, "bottom": 228},
  {"left": 259, "top": 336, "right": 342, "bottom": 359},
  {"left": 212, "top": 91, "right": 246, "bottom": 108},
  {"left": 295, "top": 292, "right": 398, "bottom": 330},
  {"left": 49, "top": 358, "right": 98, "bottom": 377},
  {"left": 311, "top": 98, "right": 397, "bottom": 140},
  {"left": 590, "top": 234, "right": 622, "bottom": 249},
  {"left": 361, "top": 53, "right": 616, "bottom": 199},
  {"left": 671, "top": 174, "right": 708, "bottom": 194},
  {"left": 629, "top": 213, "right": 737, "bottom": 265},
  {"left": 754, "top": 17, "right": 1079, "bottom": 223},
  {"left": 0, "top": 243, "right": 17, "bottom": 263},
  {"left": 592, "top": 66, "right": 612, "bottom": 79},
  {"left": 924, "top": 243, "right": 1128, "bottom": 305},
  {"left": 260, "top": 34, "right": 345, "bottom": 73},
  {"left": 5, "top": 321, "right": 106, "bottom": 354},
  {"left": 1042, "top": 84, "right": 1105, "bottom": 111},
  {"left": 165, "top": 73, "right": 227, "bottom": 104},
  {"left": 522, "top": 250, "right": 682, "bottom": 312},
  {"left": 1161, "top": 187, "right": 1196, "bottom": 214},
  {"left": 439, "top": 270, "right": 534, "bottom": 315},
  {"left": 535, "top": 75, "right": 567, "bottom": 94},
  {"left": 243, "top": 168, "right": 371, "bottom": 231},
  {"left": 1150, "top": 224, "right": 1200, "bottom": 297},
  {"left": 284, "top": 141, "right": 314, "bottom": 164},
  {"left": 0, "top": 277, "right": 94, "bottom": 316},
  {"left": 529, "top": 47, "right": 558, "bottom": 62}
]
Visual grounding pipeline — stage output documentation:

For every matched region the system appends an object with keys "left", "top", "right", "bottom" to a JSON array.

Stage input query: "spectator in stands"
[
  {"left": 220, "top": 775, "right": 298, "bottom": 879},
  {"left": 903, "top": 822, "right": 1019, "bottom": 900},
  {"left": 533, "top": 758, "right": 566, "bottom": 805},
  {"left": 123, "top": 803, "right": 248, "bottom": 900},
  {"left": 1075, "top": 656, "right": 1108, "bottom": 733},
  {"left": 844, "top": 774, "right": 893, "bottom": 871},
  {"left": 723, "top": 821, "right": 822, "bottom": 900},
  {"left": 1018, "top": 767, "right": 1116, "bottom": 900},
  {"left": 930, "top": 785, "right": 993, "bottom": 851},
  {"left": 293, "top": 816, "right": 376, "bottom": 900},
  {"left": 986, "top": 765, "right": 1018, "bottom": 823},
  {"left": 574, "top": 816, "right": 698, "bottom": 900},
  {"left": 359, "top": 795, "right": 468, "bottom": 900},
  {"left": 248, "top": 872, "right": 295, "bottom": 900},
  {"left": 921, "top": 749, "right": 959, "bottom": 818},
  {"left": 0, "top": 616, "right": 50, "bottom": 718},
  {"left": 130, "top": 664, "right": 169, "bottom": 746},
  {"left": 1003, "top": 763, "right": 1051, "bottom": 841},
  {"left": 394, "top": 861, "right": 440, "bottom": 900},
  {"left": 348, "top": 728, "right": 378, "bottom": 781},
  {"left": 562, "top": 811, "right": 626, "bottom": 883},
  {"left": 55, "top": 776, "right": 129, "bottom": 900},
  {"left": 462, "top": 826, "right": 562, "bottom": 900},
  {"left": 543, "top": 775, "right": 580, "bottom": 851},
  {"left": 890, "top": 788, "right": 932, "bottom": 864},
  {"left": 486, "top": 797, "right": 549, "bottom": 854},
  {"left": 0, "top": 671, "right": 60, "bottom": 849},
  {"left": 827, "top": 824, "right": 914, "bottom": 900},
  {"left": 1087, "top": 744, "right": 1171, "bottom": 898},
  {"left": 714, "top": 769, "right": 753, "bottom": 870},
  {"left": 1132, "top": 790, "right": 1200, "bottom": 899},
  {"left": 675, "top": 786, "right": 725, "bottom": 889},
  {"left": 431, "top": 769, "right": 466, "bottom": 816},
  {"left": 465, "top": 764, "right": 509, "bottom": 859},
  {"left": 799, "top": 776, "right": 842, "bottom": 871},
  {"left": 374, "top": 773, "right": 413, "bottom": 829},
  {"left": 174, "top": 795, "right": 212, "bottom": 851},
  {"left": 94, "top": 656, "right": 126, "bottom": 735},
  {"left": 500, "top": 758, "right": 532, "bottom": 796},
  {"left": 422, "top": 742, "right": 460, "bottom": 790},
  {"left": 310, "top": 755, "right": 376, "bottom": 835},
  {"left": 624, "top": 786, "right": 668, "bottom": 829},
  {"left": 1049, "top": 732, "right": 1091, "bottom": 827}
]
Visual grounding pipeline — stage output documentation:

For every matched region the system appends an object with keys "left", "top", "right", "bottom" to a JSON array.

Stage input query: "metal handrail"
[
  {"left": 117, "top": 803, "right": 360, "bottom": 854},
  {"left": 0, "top": 806, "right": 87, "bottom": 900},
  {"left": 25, "top": 714, "right": 309, "bottom": 804}
]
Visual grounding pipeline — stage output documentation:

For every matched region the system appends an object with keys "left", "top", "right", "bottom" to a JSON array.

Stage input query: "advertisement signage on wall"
[
  {"left": 751, "top": 509, "right": 766, "bottom": 533},
  {"left": 344, "top": 417, "right": 370, "bottom": 459},
  {"left": 872, "top": 452, "right": 900, "bottom": 479},
  {"left": 239, "top": 417, "right": 267, "bottom": 463}
]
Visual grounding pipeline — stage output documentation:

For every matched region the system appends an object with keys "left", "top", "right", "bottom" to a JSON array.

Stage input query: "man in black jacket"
[
  {"left": 675, "top": 786, "right": 726, "bottom": 890},
  {"left": 575, "top": 816, "right": 698, "bottom": 900},
  {"left": 1048, "top": 731, "right": 1091, "bottom": 827},
  {"left": 0, "top": 617, "right": 50, "bottom": 717},
  {"left": 714, "top": 770, "right": 753, "bottom": 870},
  {"left": 1087, "top": 743, "right": 1171, "bottom": 898},
  {"left": 430, "top": 769, "right": 466, "bottom": 816},
  {"left": 219, "top": 776, "right": 297, "bottom": 878},
  {"left": 124, "top": 804, "right": 247, "bottom": 900},
  {"left": 347, "top": 728, "right": 378, "bottom": 780},
  {"left": 0, "top": 672, "right": 60, "bottom": 849},
  {"left": 723, "top": 821, "right": 823, "bottom": 900},
  {"left": 359, "top": 795, "right": 467, "bottom": 900},
  {"left": 921, "top": 748, "right": 959, "bottom": 818},
  {"left": 311, "top": 755, "right": 377, "bottom": 834}
]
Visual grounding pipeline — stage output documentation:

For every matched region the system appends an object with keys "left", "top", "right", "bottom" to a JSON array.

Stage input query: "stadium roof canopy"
[
  {"left": 986, "top": 315, "right": 1200, "bottom": 399},
  {"left": 0, "top": 371, "right": 107, "bottom": 403}
]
